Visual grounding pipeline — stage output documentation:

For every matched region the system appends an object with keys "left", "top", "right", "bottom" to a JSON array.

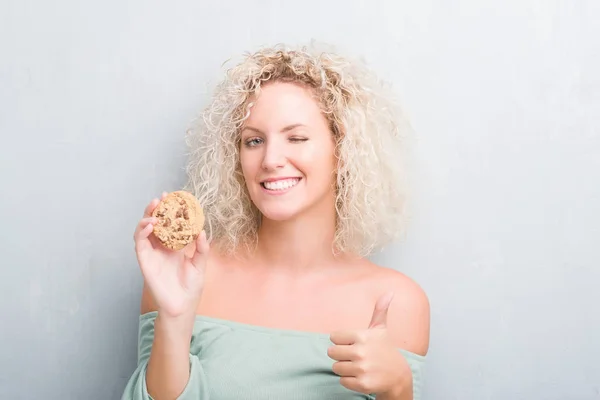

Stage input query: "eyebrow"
[{"left": 242, "top": 124, "right": 306, "bottom": 134}]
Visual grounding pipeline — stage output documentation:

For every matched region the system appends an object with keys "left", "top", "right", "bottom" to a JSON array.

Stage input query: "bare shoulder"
[{"left": 364, "top": 261, "right": 431, "bottom": 356}]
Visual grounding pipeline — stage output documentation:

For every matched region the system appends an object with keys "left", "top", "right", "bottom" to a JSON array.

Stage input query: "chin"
[{"left": 257, "top": 205, "right": 303, "bottom": 222}]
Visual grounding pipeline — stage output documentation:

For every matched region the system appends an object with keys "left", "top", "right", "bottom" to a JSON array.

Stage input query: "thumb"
[
  {"left": 368, "top": 291, "right": 395, "bottom": 329},
  {"left": 189, "top": 230, "right": 209, "bottom": 271}
]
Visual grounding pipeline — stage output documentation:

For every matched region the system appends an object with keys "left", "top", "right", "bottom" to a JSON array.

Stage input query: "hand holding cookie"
[{"left": 133, "top": 191, "right": 209, "bottom": 318}]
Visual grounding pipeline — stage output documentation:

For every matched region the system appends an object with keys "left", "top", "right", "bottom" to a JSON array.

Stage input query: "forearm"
[{"left": 146, "top": 312, "right": 196, "bottom": 400}]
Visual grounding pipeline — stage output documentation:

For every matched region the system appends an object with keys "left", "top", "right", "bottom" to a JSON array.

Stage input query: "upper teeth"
[{"left": 263, "top": 178, "right": 300, "bottom": 191}]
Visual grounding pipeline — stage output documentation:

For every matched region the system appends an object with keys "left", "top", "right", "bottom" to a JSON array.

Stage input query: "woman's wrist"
[
  {"left": 155, "top": 310, "right": 197, "bottom": 341},
  {"left": 378, "top": 358, "right": 413, "bottom": 400},
  {"left": 378, "top": 379, "right": 412, "bottom": 400}
]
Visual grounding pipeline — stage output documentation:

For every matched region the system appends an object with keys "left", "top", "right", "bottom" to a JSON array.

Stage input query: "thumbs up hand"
[{"left": 328, "top": 292, "right": 413, "bottom": 399}]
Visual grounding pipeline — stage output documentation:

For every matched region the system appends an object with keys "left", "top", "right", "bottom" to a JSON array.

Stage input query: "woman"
[{"left": 123, "top": 43, "right": 430, "bottom": 400}]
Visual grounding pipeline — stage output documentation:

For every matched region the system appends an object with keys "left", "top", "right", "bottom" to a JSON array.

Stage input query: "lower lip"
[{"left": 260, "top": 179, "right": 301, "bottom": 195}]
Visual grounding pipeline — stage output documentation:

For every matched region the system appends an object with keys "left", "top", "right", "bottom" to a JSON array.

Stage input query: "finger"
[
  {"left": 339, "top": 377, "right": 364, "bottom": 393},
  {"left": 368, "top": 291, "right": 395, "bottom": 329},
  {"left": 327, "top": 344, "right": 356, "bottom": 361},
  {"left": 332, "top": 361, "right": 358, "bottom": 377},
  {"left": 183, "top": 240, "right": 197, "bottom": 259},
  {"left": 330, "top": 330, "right": 361, "bottom": 346},
  {"left": 143, "top": 198, "right": 161, "bottom": 218},
  {"left": 189, "top": 230, "right": 209, "bottom": 271},
  {"left": 134, "top": 219, "right": 157, "bottom": 253},
  {"left": 161, "top": 191, "right": 168, "bottom": 199},
  {"left": 134, "top": 217, "right": 158, "bottom": 239}
]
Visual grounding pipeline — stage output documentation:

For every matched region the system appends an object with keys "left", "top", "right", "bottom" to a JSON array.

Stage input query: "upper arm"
[
  {"left": 140, "top": 281, "right": 159, "bottom": 314},
  {"left": 383, "top": 272, "right": 431, "bottom": 356}
]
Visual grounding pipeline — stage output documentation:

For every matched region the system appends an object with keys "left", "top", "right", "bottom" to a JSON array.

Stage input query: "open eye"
[{"left": 244, "top": 137, "right": 263, "bottom": 147}]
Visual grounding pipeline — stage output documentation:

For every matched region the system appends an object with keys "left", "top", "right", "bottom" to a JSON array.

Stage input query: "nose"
[{"left": 261, "top": 140, "right": 286, "bottom": 170}]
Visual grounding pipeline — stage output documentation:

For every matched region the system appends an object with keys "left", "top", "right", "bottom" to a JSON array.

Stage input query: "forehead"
[{"left": 244, "top": 81, "right": 324, "bottom": 128}]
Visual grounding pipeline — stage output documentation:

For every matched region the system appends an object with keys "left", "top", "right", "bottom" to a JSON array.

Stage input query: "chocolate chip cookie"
[{"left": 151, "top": 191, "right": 204, "bottom": 251}]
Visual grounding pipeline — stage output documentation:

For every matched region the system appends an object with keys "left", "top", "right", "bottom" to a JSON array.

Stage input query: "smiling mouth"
[{"left": 260, "top": 178, "right": 302, "bottom": 191}]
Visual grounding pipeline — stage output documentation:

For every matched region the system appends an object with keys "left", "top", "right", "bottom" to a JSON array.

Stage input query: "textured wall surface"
[{"left": 1, "top": 0, "right": 598, "bottom": 398}]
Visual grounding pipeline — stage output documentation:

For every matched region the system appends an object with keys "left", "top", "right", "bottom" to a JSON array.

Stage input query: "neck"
[{"left": 253, "top": 202, "right": 339, "bottom": 272}]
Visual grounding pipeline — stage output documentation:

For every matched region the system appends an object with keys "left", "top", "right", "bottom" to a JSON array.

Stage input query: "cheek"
[
  {"left": 301, "top": 140, "right": 333, "bottom": 162},
  {"left": 299, "top": 144, "right": 336, "bottom": 180},
  {"left": 239, "top": 152, "right": 255, "bottom": 177}
]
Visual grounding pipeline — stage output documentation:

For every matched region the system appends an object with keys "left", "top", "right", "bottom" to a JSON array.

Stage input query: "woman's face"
[{"left": 239, "top": 81, "right": 337, "bottom": 222}]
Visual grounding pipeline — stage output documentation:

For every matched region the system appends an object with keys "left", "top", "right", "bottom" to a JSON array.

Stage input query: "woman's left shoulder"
[
  {"left": 362, "top": 261, "right": 431, "bottom": 355},
  {"left": 368, "top": 263, "right": 429, "bottom": 306}
]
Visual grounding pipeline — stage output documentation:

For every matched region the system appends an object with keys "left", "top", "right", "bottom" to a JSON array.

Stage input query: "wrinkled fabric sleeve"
[{"left": 121, "top": 313, "right": 209, "bottom": 400}]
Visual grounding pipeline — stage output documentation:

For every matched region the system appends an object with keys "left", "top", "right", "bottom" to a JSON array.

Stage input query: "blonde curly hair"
[{"left": 184, "top": 42, "right": 414, "bottom": 257}]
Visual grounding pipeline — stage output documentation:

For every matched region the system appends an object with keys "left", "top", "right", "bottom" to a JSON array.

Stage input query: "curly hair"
[{"left": 184, "top": 42, "right": 415, "bottom": 257}]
